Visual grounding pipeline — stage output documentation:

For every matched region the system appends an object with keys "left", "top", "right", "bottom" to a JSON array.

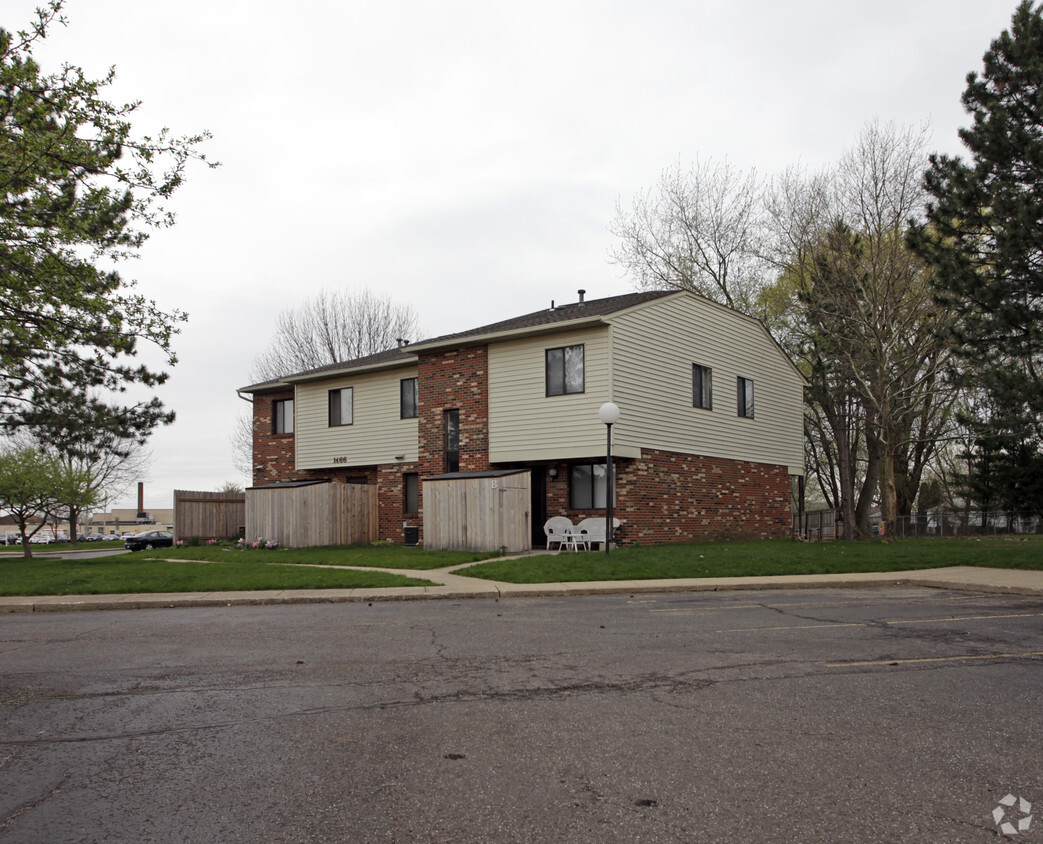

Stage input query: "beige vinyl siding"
[
  {"left": 608, "top": 296, "right": 805, "bottom": 474},
  {"left": 488, "top": 327, "right": 631, "bottom": 462},
  {"left": 294, "top": 367, "right": 419, "bottom": 469}
]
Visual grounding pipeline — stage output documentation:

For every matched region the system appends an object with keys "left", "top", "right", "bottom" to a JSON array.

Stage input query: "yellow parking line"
[{"left": 828, "top": 651, "right": 1043, "bottom": 668}]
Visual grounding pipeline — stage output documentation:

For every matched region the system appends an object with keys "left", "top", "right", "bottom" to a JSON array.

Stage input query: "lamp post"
[{"left": 598, "top": 402, "right": 620, "bottom": 554}]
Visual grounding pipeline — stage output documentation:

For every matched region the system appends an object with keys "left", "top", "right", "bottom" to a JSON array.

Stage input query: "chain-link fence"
[
  {"left": 796, "top": 509, "right": 1043, "bottom": 539},
  {"left": 889, "top": 511, "right": 1042, "bottom": 538}
]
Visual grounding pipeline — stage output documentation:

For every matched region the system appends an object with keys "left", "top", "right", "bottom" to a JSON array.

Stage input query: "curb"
[{"left": 3, "top": 568, "right": 1041, "bottom": 614}]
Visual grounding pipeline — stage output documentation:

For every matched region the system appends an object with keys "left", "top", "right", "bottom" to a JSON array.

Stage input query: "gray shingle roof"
[
  {"left": 238, "top": 346, "right": 414, "bottom": 392},
  {"left": 239, "top": 290, "right": 676, "bottom": 391},
  {"left": 412, "top": 290, "right": 674, "bottom": 348}
]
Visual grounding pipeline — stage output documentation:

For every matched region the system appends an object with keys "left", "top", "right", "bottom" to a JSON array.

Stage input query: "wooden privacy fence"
[
  {"left": 246, "top": 482, "right": 377, "bottom": 547},
  {"left": 423, "top": 470, "right": 531, "bottom": 553},
  {"left": 173, "top": 490, "right": 246, "bottom": 541}
]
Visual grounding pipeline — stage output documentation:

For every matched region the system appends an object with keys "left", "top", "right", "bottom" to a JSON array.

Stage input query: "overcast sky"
[{"left": 8, "top": 0, "right": 1020, "bottom": 509}]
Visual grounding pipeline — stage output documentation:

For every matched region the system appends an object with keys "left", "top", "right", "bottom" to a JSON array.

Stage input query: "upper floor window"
[
  {"left": 329, "top": 387, "right": 353, "bottom": 427},
  {"left": 273, "top": 399, "right": 294, "bottom": 434},
  {"left": 693, "top": 364, "right": 712, "bottom": 410},
  {"left": 546, "top": 344, "right": 584, "bottom": 396},
  {"left": 737, "top": 377, "right": 754, "bottom": 418},
  {"left": 400, "top": 377, "right": 418, "bottom": 419}
]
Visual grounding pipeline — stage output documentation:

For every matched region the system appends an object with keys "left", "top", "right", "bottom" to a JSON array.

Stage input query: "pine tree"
[
  {"left": 0, "top": 2, "right": 215, "bottom": 451},
  {"left": 910, "top": 1, "right": 1043, "bottom": 440}
]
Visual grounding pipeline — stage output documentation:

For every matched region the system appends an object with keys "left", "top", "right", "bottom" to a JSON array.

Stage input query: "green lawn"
[
  {"left": 455, "top": 537, "right": 1043, "bottom": 583},
  {"left": 0, "top": 540, "right": 125, "bottom": 555},
  {"left": 3, "top": 538, "right": 1040, "bottom": 596},
  {"left": 0, "top": 556, "right": 435, "bottom": 596}
]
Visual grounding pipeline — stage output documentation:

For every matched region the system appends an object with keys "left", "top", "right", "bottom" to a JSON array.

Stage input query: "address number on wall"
[{"left": 332, "top": 457, "right": 347, "bottom": 464}]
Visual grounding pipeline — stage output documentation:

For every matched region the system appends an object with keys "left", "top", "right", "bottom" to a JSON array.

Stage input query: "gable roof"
[
  {"left": 237, "top": 289, "right": 807, "bottom": 392},
  {"left": 238, "top": 346, "right": 415, "bottom": 393},
  {"left": 407, "top": 290, "right": 674, "bottom": 351},
  {"left": 238, "top": 291, "right": 673, "bottom": 393}
]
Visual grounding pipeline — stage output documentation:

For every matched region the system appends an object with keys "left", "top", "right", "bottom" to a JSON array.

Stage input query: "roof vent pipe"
[
  {"left": 578, "top": 289, "right": 586, "bottom": 303},
  {"left": 396, "top": 338, "right": 409, "bottom": 348},
  {"left": 550, "top": 300, "right": 555, "bottom": 310}
]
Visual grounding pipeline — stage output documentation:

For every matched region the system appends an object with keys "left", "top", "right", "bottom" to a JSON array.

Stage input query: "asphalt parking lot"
[{"left": 2, "top": 586, "right": 1041, "bottom": 842}]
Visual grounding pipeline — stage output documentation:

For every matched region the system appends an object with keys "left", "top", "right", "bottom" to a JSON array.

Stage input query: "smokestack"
[
  {"left": 137, "top": 482, "right": 146, "bottom": 519},
  {"left": 578, "top": 289, "right": 586, "bottom": 303}
]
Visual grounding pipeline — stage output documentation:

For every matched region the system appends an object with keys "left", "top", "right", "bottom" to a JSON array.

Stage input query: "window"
[
  {"left": 273, "top": 399, "right": 294, "bottom": 434},
  {"left": 400, "top": 377, "right": 418, "bottom": 419},
  {"left": 444, "top": 409, "right": 459, "bottom": 473},
  {"left": 737, "top": 377, "right": 754, "bottom": 418},
  {"left": 329, "top": 388, "right": 353, "bottom": 426},
  {"left": 693, "top": 364, "right": 712, "bottom": 410},
  {"left": 403, "top": 473, "right": 419, "bottom": 514},
  {"left": 546, "top": 344, "right": 584, "bottom": 396},
  {"left": 570, "top": 462, "right": 612, "bottom": 509}
]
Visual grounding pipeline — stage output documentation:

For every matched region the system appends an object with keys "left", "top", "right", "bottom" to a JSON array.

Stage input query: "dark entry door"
[{"left": 529, "top": 468, "right": 547, "bottom": 547}]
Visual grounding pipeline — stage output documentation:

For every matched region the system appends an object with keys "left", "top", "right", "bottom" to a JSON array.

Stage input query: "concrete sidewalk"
[{"left": 1, "top": 564, "right": 1041, "bottom": 613}]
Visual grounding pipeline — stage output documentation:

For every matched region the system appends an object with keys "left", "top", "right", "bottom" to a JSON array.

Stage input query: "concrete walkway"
[{"left": 1, "top": 562, "right": 1042, "bottom": 613}]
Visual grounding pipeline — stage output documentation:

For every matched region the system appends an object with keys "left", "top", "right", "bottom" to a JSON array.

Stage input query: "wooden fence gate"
[{"left": 423, "top": 470, "right": 531, "bottom": 553}]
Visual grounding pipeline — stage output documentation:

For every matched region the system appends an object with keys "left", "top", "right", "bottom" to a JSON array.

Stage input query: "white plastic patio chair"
[
  {"left": 574, "top": 517, "right": 622, "bottom": 551},
  {"left": 543, "top": 516, "right": 576, "bottom": 551}
]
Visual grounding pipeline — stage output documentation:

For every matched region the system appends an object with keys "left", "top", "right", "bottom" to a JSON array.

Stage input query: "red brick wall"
[
  {"left": 541, "top": 449, "right": 793, "bottom": 544},
  {"left": 410, "top": 345, "right": 491, "bottom": 545},
  {"left": 377, "top": 462, "right": 421, "bottom": 543},
  {"left": 251, "top": 390, "right": 306, "bottom": 487},
  {"left": 416, "top": 346, "right": 490, "bottom": 477}
]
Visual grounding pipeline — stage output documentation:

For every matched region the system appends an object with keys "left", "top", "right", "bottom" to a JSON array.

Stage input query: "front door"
[{"left": 529, "top": 467, "right": 547, "bottom": 547}]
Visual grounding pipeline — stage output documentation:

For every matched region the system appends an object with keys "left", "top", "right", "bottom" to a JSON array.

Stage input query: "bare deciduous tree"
[
  {"left": 770, "top": 122, "right": 957, "bottom": 539},
  {"left": 249, "top": 288, "right": 420, "bottom": 383},
  {"left": 230, "top": 412, "right": 254, "bottom": 480},
  {"left": 234, "top": 288, "right": 421, "bottom": 477},
  {"left": 610, "top": 159, "right": 769, "bottom": 316},
  {"left": 614, "top": 123, "right": 959, "bottom": 540}
]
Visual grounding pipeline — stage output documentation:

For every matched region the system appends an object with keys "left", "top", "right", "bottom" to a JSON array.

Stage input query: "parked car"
[
  {"left": 102, "top": 534, "right": 120, "bottom": 542},
  {"left": 124, "top": 530, "right": 174, "bottom": 551},
  {"left": 86, "top": 533, "right": 106, "bottom": 542}
]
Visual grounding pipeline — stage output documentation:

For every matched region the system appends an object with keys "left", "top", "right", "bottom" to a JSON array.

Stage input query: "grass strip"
[
  {"left": 455, "top": 538, "right": 1043, "bottom": 583},
  {"left": 0, "top": 540, "right": 125, "bottom": 555},
  {"left": 141, "top": 544, "right": 497, "bottom": 570},
  {"left": 0, "top": 556, "right": 433, "bottom": 596}
]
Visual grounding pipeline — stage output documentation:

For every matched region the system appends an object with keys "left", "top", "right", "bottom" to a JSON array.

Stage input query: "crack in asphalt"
[
  {"left": 10, "top": 648, "right": 953, "bottom": 750},
  {"left": 0, "top": 770, "right": 69, "bottom": 832},
  {"left": 0, "top": 669, "right": 725, "bottom": 747},
  {"left": 0, "top": 619, "right": 123, "bottom": 656}
]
